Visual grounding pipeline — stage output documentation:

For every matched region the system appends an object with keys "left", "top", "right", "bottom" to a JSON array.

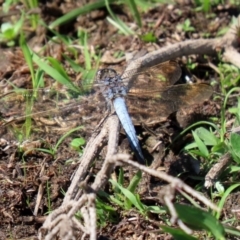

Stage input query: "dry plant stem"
[
  {"left": 205, "top": 152, "right": 232, "bottom": 188},
  {"left": 77, "top": 183, "right": 97, "bottom": 240},
  {"left": 114, "top": 154, "right": 219, "bottom": 212},
  {"left": 34, "top": 161, "right": 45, "bottom": 216},
  {"left": 63, "top": 118, "right": 109, "bottom": 204},
  {"left": 64, "top": 114, "right": 119, "bottom": 203},
  {"left": 39, "top": 198, "right": 88, "bottom": 240},
  {"left": 39, "top": 116, "right": 120, "bottom": 239},
  {"left": 223, "top": 46, "right": 240, "bottom": 68},
  {"left": 92, "top": 114, "right": 120, "bottom": 190},
  {"left": 123, "top": 15, "right": 239, "bottom": 85},
  {"left": 86, "top": 189, "right": 97, "bottom": 240},
  {"left": 59, "top": 217, "right": 76, "bottom": 240}
]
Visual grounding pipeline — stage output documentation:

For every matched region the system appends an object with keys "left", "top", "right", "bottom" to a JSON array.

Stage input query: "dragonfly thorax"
[{"left": 96, "top": 68, "right": 127, "bottom": 100}]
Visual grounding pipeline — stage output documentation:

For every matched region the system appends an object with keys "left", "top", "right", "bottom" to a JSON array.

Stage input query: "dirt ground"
[{"left": 0, "top": 0, "right": 240, "bottom": 239}]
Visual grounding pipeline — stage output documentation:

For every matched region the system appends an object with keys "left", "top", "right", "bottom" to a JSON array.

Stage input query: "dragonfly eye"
[{"left": 96, "top": 68, "right": 118, "bottom": 81}]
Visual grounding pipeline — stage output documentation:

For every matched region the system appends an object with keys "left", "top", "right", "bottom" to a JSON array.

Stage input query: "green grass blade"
[
  {"left": 63, "top": 54, "right": 84, "bottom": 73},
  {"left": 32, "top": 53, "right": 79, "bottom": 92},
  {"left": 192, "top": 130, "right": 209, "bottom": 157},
  {"left": 224, "top": 225, "right": 240, "bottom": 237},
  {"left": 109, "top": 179, "right": 145, "bottom": 212},
  {"left": 171, "top": 121, "right": 219, "bottom": 147},
  {"left": 105, "top": 0, "right": 134, "bottom": 35},
  {"left": 81, "top": 69, "right": 98, "bottom": 90},
  {"left": 23, "top": 95, "right": 33, "bottom": 139},
  {"left": 118, "top": 167, "right": 124, "bottom": 186},
  {"left": 126, "top": 0, "right": 142, "bottom": 27},
  {"left": 35, "top": 68, "right": 45, "bottom": 89},
  {"left": 125, "top": 170, "right": 142, "bottom": 209},
  {"left": 127, "top": 170, "right": 142, "bottom": 193},
  {"left": 14, "top": 13, "right": 24, "bottom": 35},
  {"left": 194, "top": 127, "right": 219, "bottom": 146},
  {"left": 107, "top": 16, "right": 134, "bottom": 35},
  {"left": 230, "top": 133, "right": 240, "bottom": 163},
  {"left": 41, "top": 20, "right": 73, "bottom": 45},
  {"left": 83, "top": 32, "right": 91, "bottom": 70},
  {"left": 49, "top": 0, "right": 115, "bottom": 29},
  {"left": 78, "top": 30, "right": 92, "bottom": 69},
  {"left": 175, "top": 203, "right": 225, "bottom": 239},
  {"left": 20, "top": 34, "right": 36, "bottom": 89},
  {"left": 222, "top": 87, "right": 240, "bottom": 140},
  {"left": 47, "top": 57, "right": 71, "bottom": 80},
  {"left": 216, "top": 183, "right": 240, "bottom": 219},
  {"left": 53, "top": 126, "right": 84, "bottom": 153},
  {"left": 160, "top": 225, "right": 198, "bottom": 240}
]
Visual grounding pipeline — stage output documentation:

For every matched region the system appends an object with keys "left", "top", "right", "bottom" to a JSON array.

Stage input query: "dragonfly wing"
[
  {"left": 126, "top": 60, "right": 182, "bottom": 90},
  {"left": 113, "top": 97, "right": 145, "bottom": 163},
  {"left": 0, "top": 89, "right": 107, "bottom": 139},
  {"left": 126, "top": 83, "right": 213, "bottom": 126}
]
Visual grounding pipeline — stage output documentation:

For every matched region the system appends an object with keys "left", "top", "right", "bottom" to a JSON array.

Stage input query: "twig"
[
  {"left": 114, "top": 154, "right": 218, "bottom": 212},
  {"left": 205, "top": 152, "right": 232, "bottom": 188},
  {"left": 123, "top": 15, "right": 239, "bottom": 87},
  {"left": 63, "top": 117, "right": 109, "bottom": 203},
  {"left": 34, "top": 159, "right": 47, "bottom": 216}
]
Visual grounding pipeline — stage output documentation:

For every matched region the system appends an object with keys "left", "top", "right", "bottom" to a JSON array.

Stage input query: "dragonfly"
[{"left": 0, "top": 60, "right": 213, "bottom": 163}]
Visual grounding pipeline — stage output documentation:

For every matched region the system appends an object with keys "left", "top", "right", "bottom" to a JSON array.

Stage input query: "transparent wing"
[
  {"left": 124, "top": 60, "right": 213, "bottom": 125},
  {"left": 0, "top": 85, "right": 106, "bottom": 141},
  {"left": 123, "top": 60, "right": 182, "bottom": 91},
  {"left": 126, "top": 83, "right": 213, "bottom": 125}
]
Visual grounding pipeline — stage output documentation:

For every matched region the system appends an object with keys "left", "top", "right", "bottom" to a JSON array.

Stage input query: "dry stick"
[
  {"left": 205, "top": 152, "right": 232, "bottom": 188},
  {"left": 40, "top": 16, "right": 240, "bottom": 238},
  {"left": 46, "top": 116, "right": 119, "bottom": 238},
  {"left": 39, "top": 116, "right": 120, "bottom": 240},
  {"left": 34, "top": 161, "right": 46, "bottom": 216},
  {"left": 112, "top": 154, "right": 218, "bottom": 211},
  {"left": 63, "top": 113, "right": 120, "bottom": 204},
  {"left": 63, "top": 118, "right": 109, "bottom": 203},
  {"left": 39, "top": 198, "right": 88, "bottom": 240},
  {"left": 68, "top": 116, "right": 120, "bottom": 240},
  {"left": 40, "top": 120, "right": 109, "bottom": 239},
  {"left": 223, "top": 46, "right": 240, "bottom": 68},
  {"left": 123, "top": 15, "right": 239, "bottom": 84},
  {"left": 85, "top": 186, "right": 98, "bottom": 240},
  {"left": 91, "top": 115, "right": 120, "bottom": 190}
]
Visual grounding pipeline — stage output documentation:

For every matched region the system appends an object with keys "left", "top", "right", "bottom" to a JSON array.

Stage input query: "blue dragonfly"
[
  {"left": 92, "top": 60, "right": 212, "bottom": 163},
  {"left": 0, "top": 61, "right": 212, "bottom": 163}
]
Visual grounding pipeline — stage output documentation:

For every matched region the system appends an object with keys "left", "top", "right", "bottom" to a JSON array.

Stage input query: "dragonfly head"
[
  {"left": 96, "top": 68, "right": 118, "bottom": 83},
  {"left": 96, "top": 68, "right": 127, "bottom": 100}
]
